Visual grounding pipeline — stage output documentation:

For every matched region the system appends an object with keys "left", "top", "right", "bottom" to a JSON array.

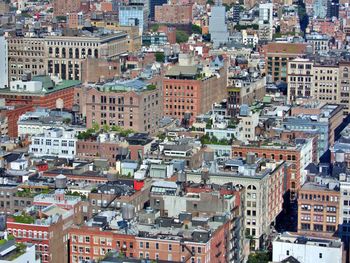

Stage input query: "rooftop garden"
[
  {"left": 5, "top": 243, "right": 27, "bottom": 261},
  {"left": 15, "top": 188, "right": 50, "bottom": 198},
  {"left": 77, "top": 123, "right": 135, "bottom": 140},
  {"left": 146, "top": 84, "right": 157, "bottom": 91},
  {"left": 200, "top": 134, "right": 232, "bottom": 146},
  {"left": 13, "top": 213, "right": 35, "bottom": 224},
  {"left": 65, "top": 191, "right": 87, "bottom": 200}
]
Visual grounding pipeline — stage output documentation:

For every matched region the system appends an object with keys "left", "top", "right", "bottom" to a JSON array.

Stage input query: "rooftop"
[{"left": 274, "top": 232, "right": 342, "bottom": 248}]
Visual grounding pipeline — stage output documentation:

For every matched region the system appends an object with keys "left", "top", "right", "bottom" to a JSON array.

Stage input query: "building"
[
  {"left": 119, "top": 5, "right": 148, "bottom": 35},
  {"left": 187, "top": 156, "right": 285, "bottom": 250},
  {"left": 0, "top": 35, "right": 8, "bottom": 89},
  {"left": 232, "top": 138, "right": 315, "bottom": 201},
  {"left": 0, "top": 102, "right": 32, "bottom": 138},
  {"left": 6, "top": 190, "right": 84, "bottom": 263},
  {"left": 155, "top": 4, "right": 193, "bottom": 24},
  {"left": 258, "top": 3, "right": 273, "bottom": 42},
  {"left": 208, "top": 3, "right": 229, "bottom": 48},
  {"left": 76, "top": 79, "right": 162, "bottom": 134},
  {"left": 0, "top": 238, "right": 38, "bottom": 263},
  {"left": 338, "top": 62, "right": 350, "bottom": 115},
  {"left": 313, "top": 0, "right": 327, "bottom": 18},
  {"left": 163, "top": 56, "right": 227, "bottom": 124},
  {"left": 305, "top": 33, "right": 330, "bottom": 54},
  {"left": 0, "top": 183, "right": 35, "bottom": 215},
  {"left": 264, "top": 43, "right": 307, "bottom": 82},
  {"left": 29, "top": 128, "right": 77, "bottom": 159},
  {"left": 149, "top": 0, "right": 167, "bottom": 21},
  {"left": 297, "top": 182, "right": 340, "bottom": 236},
  {"left": 272, "top": 232, "right": 343, "bottom": 263},
  {"left": 287, "top": 58, "right": 313, "bottom": 102},
  {"left": 53, "top": 0, "right": 81, "bottom": 16},
  {"left": 338, "top": 173, "right": 350, "bottom": 251},
  {"left": 7, "top": 37, "right": 46, "bottom": 81},
  {"left": 0, "top": 75, "right": 80, "bottom": 110},
  {"left": 17, "top": 108, "right": 85, "bottom": 138},
  {"left": 327, "top": 0, "right": 339, "bottom": 18},
  {"left": 45, "top": 30, "right": 128, "bottom": 81}
]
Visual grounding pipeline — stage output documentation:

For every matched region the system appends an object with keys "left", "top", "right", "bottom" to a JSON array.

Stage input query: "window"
[
  {"left": 168, "top": 244, "right": 172, "bottom": 251},
  {"left": 146, "top": 242, "right": 149, "bottom": 249},
  {"left": 155, "top": 243, "right": 159, "bottom": 249},
  {"left": 140, "top": 242, "right": 143, "bottom": 248},
  {"left": 319, "top": 253, "right": 322, "bottom": 259},
  {"left": 286, "top": 250, "right": 289, "bottom": 255}
]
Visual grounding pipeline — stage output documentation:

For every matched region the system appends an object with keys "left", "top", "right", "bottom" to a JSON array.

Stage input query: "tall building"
[
  {"left": 119, "top": 5, "right": 148, "bottom": 35},
  {"left": 327, "top": 0, "right": 339, "bottom": 18},
  {"left": 149, "top": 0, "right": 168, "bottom": 21},
  {"left": 339, "top": 174, "right": 350, "bottom": 242},
  {"left": 258, "top": 3, "right": 273, "bottom": 42},
  {"left": 0, "top": 35, "right": 8, "bottom": 89},
  {"left": 313, "top": 0, "right": 327, "bottom": 18},
  {"left": 209, "top": 3, "right": 229, "bottom": 48}
]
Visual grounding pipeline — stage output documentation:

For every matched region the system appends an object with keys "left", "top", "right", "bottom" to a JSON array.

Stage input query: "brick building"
[
  {"left": 163, "top": 57, "right": 227, "bottom": 124},
  {"left": 53, "top": 0, "right": 81, "bottom": 16},
  {"left": 264, "top": 42, "right": 307, "bottom": 82},
  {"left": 0, "top": 103, "right": 32, "bottom": 137},
  {"left": 297, "top": 182, "right": 340, "bottom": 237},
  {"left": 75, "top": 79, "right": 163, "bottom": 134},
  {"left": 155, "top": 4, "right": 193, "bottom": 24},
  {"left": 232, "top": 138, "right": 316, "bottom": 201},
  {"left": 7, "top": 190, "right": 85, "bottom": 263},
  {"left": 0, "top": 75, "right": 79, "bottom": 110}
]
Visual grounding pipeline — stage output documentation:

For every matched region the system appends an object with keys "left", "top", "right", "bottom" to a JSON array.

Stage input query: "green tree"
[
  {"left": 191, "top": 24, "right": 202, "bottom": 34},
  {"left": 247, "top": 252, "right": 271, "bottom": 263},
  {"left": 92, "top": 122, "right": 100, "bottom": 132},
  {"left": 176, "top": 30, "right": 189, "bottom": 43},
  {"left": 151, "top": 24, "right": 160, "bottom": 32},
  {"left": 155, "top": 52, "right": 165, "bottom": 62},
  {"left": 102, "top": 124, "right": 110, "bottom": 132}
]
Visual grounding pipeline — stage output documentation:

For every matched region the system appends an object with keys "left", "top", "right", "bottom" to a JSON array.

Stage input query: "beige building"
[
  {"left": 7, "top": 37, "right": 46, "bottom": 81},
  {"left": 287, "top": 58, "right": 313, "bottom": 103},
  {"left": 45, "top": 31, "right": 128, "bottom": 80},
  {"left": 339, "top": 62, "right": 350, "bottom": 115},
  {"left": 313, "top": 63, "right": 339, "bottom": 104}
]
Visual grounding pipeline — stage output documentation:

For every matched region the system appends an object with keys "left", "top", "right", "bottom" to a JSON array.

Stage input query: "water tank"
[
  {"left": 335, "top": 152, "right": 345, "bottom": 163},
  {"left": 55, "top": 174, "right": 67, "bottom": 189},
  {"left": 246, "top": 152, "right": 255, "bottom": 165},
  {"left": 122, "top": 204, "right": 135, "bottom": 220},
  {"left": 203, "top": 148, "right": 215, "bottom": 162},
  {"left": 177, "top": 171, "right": 187, "bottom": 183},
  {"left": 72, "top": 104, "right": 80, "bottom": 113}
]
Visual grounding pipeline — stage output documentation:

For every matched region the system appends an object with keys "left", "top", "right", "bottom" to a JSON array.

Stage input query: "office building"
[
  {"left": 149, "top": 0, "right": 167, "bottom": 21},
  {"left": 327, "top": 0, "right": 339, "bottom": 18},
  {"left": 119, "top": 5, "right": 148, "bottom": 35},
  {"left": 155, "top": 4, "right": 193, "bottom": 24},
  {"left": 258, "top": 3, "right": 273, "bottom": 42}
]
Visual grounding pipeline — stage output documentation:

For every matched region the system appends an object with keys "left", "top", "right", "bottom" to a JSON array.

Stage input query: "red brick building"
[
  {"left": 163, "top": 61, "right": 227, "bottom": 124},
  {"left": 0, "top": 77, "right": 79, "bottom": 110},
  {"left": 0, "top": 104, "right": 33, "bottom": 137},
  {"left": 155, "top": 4, "right": 193, "bottom": 24}
]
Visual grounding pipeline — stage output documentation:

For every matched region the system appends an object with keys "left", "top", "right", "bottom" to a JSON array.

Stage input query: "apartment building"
[
  {"left": 163, "top": 56, "right": 227, "bottom": 124},
  {"left": 187, "top": 156, "right": 285, "bottom": 250},
  {"left": 232, "top": 138, "right": 315, "bottom": 201},
  {"left": 45, "top": 30, "right": 128, "bottom": 81},
  {"left": 0, "top": 103, "right": 32, "bottom": 138},
  {"left": 287, "top": 58, "right": 313, "bottom": 102},
  {"left": 7, "top": 37, "right": 46, "bottom": 81},
  {"left": 339, "top": 174, "right": 350, "bottom": 241},
  {"left": 155, "top": 4, "right": 193, "bottom": 24},
  {"left": 0, "top": 183, "right": 34, "bottom": 214},
  {"left": 264, "top": 43, "right": 307, "bottom": 82},
  {"left": 53, "top": 0, "right": 81, "bottom": 16},
  {"left": 339, "top": 61, "right": 350, "bottom": 115},
  {"left": 75, "top": 79, "right": 162, "bottom": 134},
  {"left": 297, "top": 182, "right": 340, "bottom": 237},
  {"left": 29, "top": 128, "right": 77, "bottom": 159}
]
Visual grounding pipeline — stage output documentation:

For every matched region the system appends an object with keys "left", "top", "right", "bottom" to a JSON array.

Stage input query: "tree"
[
  {"left": 247, "top": 252, "right": 271, "bottom": 263},
  {"left": 102, "top": 124, "right": 110, "bottom": 132},
  {"left": 191, "top": 24, "right": 202, "bottom": 34},
  {"left": 155, "top": 52, "right": 165, "bottom": 62},
  {"left": 92, "top": 122, "right": 100, "bottom": 132},
  {"left": 151, "top": 24, "right": 160, "bottom": 32},
  {"left": 176, "top": 30, "right": 189, "bottom": 43}
]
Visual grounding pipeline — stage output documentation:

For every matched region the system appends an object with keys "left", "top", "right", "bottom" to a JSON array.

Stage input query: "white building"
[
  {"left": 258, "top": 3, "right": 273, "bottom": 41},
  {"left": 242, "top": 30, "right": 259, "bottom": 47},
  {"left": 272, "top": 232, "right": 343, "bottom": 263},
  {"left": 0, "top": 35, "right": 8, "bottom": 89},
  {"left": 0, "top": 237, "right": 38, "bottom": 263},
  {"left": 29, "top": 128, "right": 77, "bottom": 159}
]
